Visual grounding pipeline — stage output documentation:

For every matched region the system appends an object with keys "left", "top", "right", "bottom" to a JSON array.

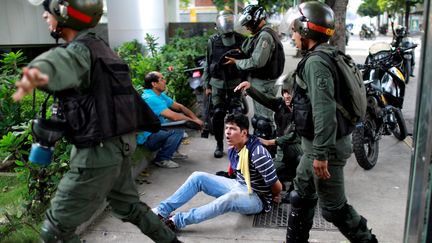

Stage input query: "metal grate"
[{"left": 253, "top": 203, "right": 338, "bottom": 231}]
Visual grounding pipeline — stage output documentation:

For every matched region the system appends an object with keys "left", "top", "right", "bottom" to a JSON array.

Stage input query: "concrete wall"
[
  {"left": 0, "top": 0, "right": 53, "bottom": 46},
  {"left": 106, "top": 0, "right": 168, "bottom": 48}
]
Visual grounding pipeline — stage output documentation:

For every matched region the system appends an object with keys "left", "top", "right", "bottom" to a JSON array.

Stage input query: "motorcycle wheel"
[
  {"left": 352, "top": 115, "right": 379, "bottom": 170},
  {"left": 359, "top": 31, "right": 365, "bottom": 40},
  {"left": 391, "top": 108, "right": 408, "bottom": 141},
  {"left": 404, "top": 59, "right": 411, "bottom": 84},
  {"left": 371, "top": 32, "right": 376, "bottom": 40}
]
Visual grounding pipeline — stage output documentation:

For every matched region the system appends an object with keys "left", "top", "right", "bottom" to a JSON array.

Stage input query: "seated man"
[
  {"left": 234, "top": 74, "right": 303, "bottom": 200},
  {"left": 152, "top": 113, "right": 282, "bottom": 230},
  {"left": 137, "top": 71, "right": 203, "bottom": 168}
]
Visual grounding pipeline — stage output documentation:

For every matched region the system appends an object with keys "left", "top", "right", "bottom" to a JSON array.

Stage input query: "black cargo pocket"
[
  {"left": 100, "top": 57, "right": 137, "bottom": 135},
  {"left": 293, "top": 102, "right": 314, "bottom": 140},
  {"left": 63, "top": 99, "right": 86, "bottom": 131}
]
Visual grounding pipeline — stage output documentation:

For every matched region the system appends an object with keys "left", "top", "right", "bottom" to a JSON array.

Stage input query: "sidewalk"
[{"left": 80, "top": 35, "right": 416, "bottom": 242}]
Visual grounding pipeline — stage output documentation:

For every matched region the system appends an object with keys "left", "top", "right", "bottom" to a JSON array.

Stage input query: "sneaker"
[
  {"left": 165, "top": 215, "right": 178, "bottom": 232},
  {"left": 172, "top": 151, "right": 188, "bottom": 160},
  {"left": 154, "top": 160, "right": 179, "bottom": 168}
]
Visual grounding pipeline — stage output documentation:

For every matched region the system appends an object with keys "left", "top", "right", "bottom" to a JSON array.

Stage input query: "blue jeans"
[
  {"left": 143, "top": 129, "right": 184, "bottom": 162},
  {"left": 155, "top": 171, "right": 264, "bottom": 229}
]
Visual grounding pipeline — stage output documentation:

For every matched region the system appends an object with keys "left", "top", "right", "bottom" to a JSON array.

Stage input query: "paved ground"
[{"left": 81, "top": 34, "right": 421, "bottom": 243}]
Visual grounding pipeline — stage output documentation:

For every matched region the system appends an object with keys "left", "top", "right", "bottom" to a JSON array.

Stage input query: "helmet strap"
[{"left": 50, "top": 26, "right": 63, "bottom": 44}]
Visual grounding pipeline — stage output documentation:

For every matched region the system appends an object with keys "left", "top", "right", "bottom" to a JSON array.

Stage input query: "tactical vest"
[
  {"left": 292, "top": 48, "right": 353, "bottom": 140},
  {"left": 57, "top": 34, "right": 160, "bottom": 148},
  {"left": 209, "top": 33, "right": 245, "bottom": 81},
  {"left": 249, "top": 27, "right": 285, "bottom": 80}
]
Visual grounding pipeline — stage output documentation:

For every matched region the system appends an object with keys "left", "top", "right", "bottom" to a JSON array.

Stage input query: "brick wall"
[{"left": 195, "top": 0, "right": 214, "bottom": 6}]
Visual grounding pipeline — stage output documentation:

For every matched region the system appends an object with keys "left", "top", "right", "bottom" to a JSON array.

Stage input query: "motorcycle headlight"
[{"left": 403, "top": 54, "right": 412, "bottom": 59}]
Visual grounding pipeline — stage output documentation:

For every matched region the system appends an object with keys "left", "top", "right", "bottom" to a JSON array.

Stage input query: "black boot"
[
  {"left": 214, "top": 142, "right": 224, "bottom": 158},
  {"left": 286, "top": 191, "right": 317, "bottom": 243}
]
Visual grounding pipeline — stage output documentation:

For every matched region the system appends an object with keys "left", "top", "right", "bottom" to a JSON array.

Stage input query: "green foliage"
[
  {"left": 358, "top": 0, "right": 382, "bottom": 17},
  {"left": 0, "top": 50, "right": 26, "bottom": 75},
  {"left": 117, "top": 28, "right": 211, "bottom": 108},
  {"left": 377, "top": 0, "right": 406, "bottom": 14}
]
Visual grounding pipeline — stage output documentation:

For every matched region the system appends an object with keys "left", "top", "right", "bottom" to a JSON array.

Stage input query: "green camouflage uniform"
[
  {"left": 292, "top": 44, "right": 372, "bottom": 241},
  {"left": 236, "top": 24, "right": 277, "bottom": 130},
  {"left": 30, "top": 30, "right": 176, "bottom": 243}
]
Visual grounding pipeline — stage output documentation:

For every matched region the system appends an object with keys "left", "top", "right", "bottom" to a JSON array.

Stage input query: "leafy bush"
[{"left": 116, "top": 29, "right": 212, "bottom": 108}]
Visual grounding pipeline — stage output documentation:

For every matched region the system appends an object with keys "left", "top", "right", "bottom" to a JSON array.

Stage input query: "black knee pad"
[
  {"left": 213, "top": 105, "right": 226, "bottom": 121},
  {"left": 289, "top": 190, "right": 317, "bottom": 209}
]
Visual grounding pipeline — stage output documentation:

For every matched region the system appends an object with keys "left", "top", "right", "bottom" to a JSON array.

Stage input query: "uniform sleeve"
[
  {"left": 251, "top": 145, "right": 278, "bottom": 186},
  {"left": 235, "top": 31, "right": 274, "bottom": 71},
  {"left": 303, "top": 56, "right": 337, "bottom": 161},
  {"left": 246, "top": 85, "right": 280, "bottom": 111},
  {"left": 29, "top": 42, "right": 91, "bottom": 91}
]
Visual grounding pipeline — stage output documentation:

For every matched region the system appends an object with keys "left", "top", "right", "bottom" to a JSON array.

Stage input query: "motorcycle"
[
  {"left": 390, "top": 21, "right": 417, "bottom": 84},
  {"left": 184, "top": 56, "right": 249, "bottom": 138},
  {"left": 359, "top": 24, "right": 376, "bottom": 40},
  {"left": 352, "top": 42, "right": 414, "bottom": 170}
]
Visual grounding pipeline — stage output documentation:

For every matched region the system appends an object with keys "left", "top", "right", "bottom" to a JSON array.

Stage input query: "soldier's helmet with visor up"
[
  {"left": 288, "top": 1, "right": 335, "bottom": 43},
  {"left": 238, "top": 5, "right": 266, "bottom": 32},
  {"left": 28, "top": 0, "right": 103, "bottom": 31}
]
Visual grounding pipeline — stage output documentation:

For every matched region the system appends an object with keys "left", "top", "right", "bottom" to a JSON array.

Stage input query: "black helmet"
[
  {"left": 29, "top": 0, "right": 103, "bottom": 31},
  {"left": 216, "top": 10, "right": 235, "bottom": 35},
  {"left": 238, "top": 5, "right": 266, "bottom": 32},
  {"left": 291, "top": 1, "right": 335, "bottom": 42},
  {"left": 395, "top": 25, "right": 406, "bottom": 38}
]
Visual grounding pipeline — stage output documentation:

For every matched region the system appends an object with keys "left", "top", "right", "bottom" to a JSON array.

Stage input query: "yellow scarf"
[{"left": 237, "top": 146, "right": 252, "bottom": 194}]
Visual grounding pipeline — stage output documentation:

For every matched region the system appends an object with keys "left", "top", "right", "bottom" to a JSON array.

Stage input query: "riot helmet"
[
  {"left": 288, "top": 1, "right": 335, "bottom": 43},
  {"left": 395, "top": 25, "right": 406, "bottom": 38},
  {"left": 216, "top": 10, "right": 235, "bottom": 35},
  {"left": 29, "top": 0, "right": 103, "bottom": 31},
  {"left": 238, "top": 5, "right": 266, "bottom": 33}
]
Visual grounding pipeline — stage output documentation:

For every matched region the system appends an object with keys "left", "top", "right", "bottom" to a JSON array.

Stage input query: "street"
[{"left": 81, "top": 34, "right": 421, "bottom": 243}]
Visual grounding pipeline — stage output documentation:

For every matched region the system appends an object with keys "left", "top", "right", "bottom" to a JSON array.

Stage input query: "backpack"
[{"left": 298, "top": 49, "right": 367, "bottom": 125}]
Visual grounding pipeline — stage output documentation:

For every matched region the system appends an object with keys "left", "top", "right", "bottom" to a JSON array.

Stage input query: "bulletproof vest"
[
  {"left": 293, "top": 48, "right": 354, "bottom": 140},
  {"left": 209, "top": 33, "right": 245, "bottom": 81},
  {"left": 292, "top": 80, "right": 315, "bottom": 140},
  {"left": 57, "top": 34, "right": 160, "bottom": 148},
  {"left": 249, "top": 27, "right": 285, "bottom": 80}
]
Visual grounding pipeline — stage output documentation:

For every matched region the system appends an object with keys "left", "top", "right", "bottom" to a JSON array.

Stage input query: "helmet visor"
[
  {"left": 216, "top": 14, "right": 235, "bottom": 34},
  {"left": 280, "top": 6, "right": 304, "bottom": 36},
  {"left": 28, "top": 0, "right": 45, "bottom": 5}
]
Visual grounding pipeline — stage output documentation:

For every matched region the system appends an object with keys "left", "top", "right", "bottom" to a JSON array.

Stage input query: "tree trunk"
[{"left": 326, "top": 0, "right": 348, "bottom": 53}]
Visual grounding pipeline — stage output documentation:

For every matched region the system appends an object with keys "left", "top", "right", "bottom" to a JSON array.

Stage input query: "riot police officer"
[
  {"left": 225, "top": 5, "right": 285, "bottom": 141},
  {"left": 204, "top": 10, "right": 246, "bottom": 158},
  {"left": 286, "top": 2, "right": 378, "bottom": 242},
  {"left": 13, "top": 0, "right": 180, "bottom": 242}
]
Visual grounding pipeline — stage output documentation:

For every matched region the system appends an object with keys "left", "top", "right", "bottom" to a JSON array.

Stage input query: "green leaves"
[{"left": 0, "top": 50, "right": 26, "bottom": 75}]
